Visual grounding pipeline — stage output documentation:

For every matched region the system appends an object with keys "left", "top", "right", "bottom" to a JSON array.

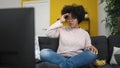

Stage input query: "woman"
[{"left": 40, "top": 5, "right": 98, "bottom": 68}]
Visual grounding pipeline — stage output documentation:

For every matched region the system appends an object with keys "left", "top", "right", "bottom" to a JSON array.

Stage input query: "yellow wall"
[{"left": 50, "top": 0, "right": 98, "bottom": 36}]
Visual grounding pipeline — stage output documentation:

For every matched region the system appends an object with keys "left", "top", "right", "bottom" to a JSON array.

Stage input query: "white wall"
[
  {"left": 0, "top": 0, "right": 21, "bottom": 9},
  {"left": 98, "top": 0, "right": 108, "bottom": 36},
  {"left": 24, "top": 0, "right": 50, "bottom": 36}
]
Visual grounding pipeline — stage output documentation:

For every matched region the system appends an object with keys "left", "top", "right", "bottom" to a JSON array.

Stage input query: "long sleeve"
[{"left": 46, "top": 20, "right": 63, "bottom": 38}]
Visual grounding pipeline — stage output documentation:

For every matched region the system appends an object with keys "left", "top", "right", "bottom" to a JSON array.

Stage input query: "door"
[{"left": 23, "top": 0, "right": 50, "bottom": 36}]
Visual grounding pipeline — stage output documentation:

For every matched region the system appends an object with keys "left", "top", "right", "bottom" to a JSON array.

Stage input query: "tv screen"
[{"left": 0, "top": 8, "right": 35, "bottom": 68}]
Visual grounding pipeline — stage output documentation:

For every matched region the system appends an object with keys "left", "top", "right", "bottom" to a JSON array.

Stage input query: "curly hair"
[{"left": 61, "top": 4, "right": 86, "bottom": 24}]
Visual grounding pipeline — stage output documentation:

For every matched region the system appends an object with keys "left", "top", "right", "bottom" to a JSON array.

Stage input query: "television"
[{"left": 0, "top": 8, "right": 35, "bottom": 68}]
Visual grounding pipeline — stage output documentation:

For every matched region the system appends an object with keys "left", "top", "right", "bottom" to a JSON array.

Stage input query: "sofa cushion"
[
  {"left": 108, "top": 35, "right": 120, "bottom": 62},
  {"left": 110, "top": 47, "right": 120, "bottom": 65},
  {"left": 91, "top": 36, "right": 108, "bottom": 61},
  {"left": 38, "top": 37, "right": 59, "bottom": 52},
  {"left": 96, "top": 64, "right": 112, "bottom": 68},
  {"left": 110, "top": 65, "right": 120, "bottom": 68}
]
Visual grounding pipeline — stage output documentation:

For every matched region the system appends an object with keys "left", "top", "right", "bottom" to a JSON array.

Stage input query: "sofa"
[{"left": 36, "top": 35, "right": 120, "bottom": 68}]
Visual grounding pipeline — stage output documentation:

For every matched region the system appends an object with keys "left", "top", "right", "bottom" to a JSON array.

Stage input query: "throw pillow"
[
  {"left": 35, "top": 36, "right": 40, "bottom": 60},
  {"left": 114, "top": 54, "right": 120, "bottom": 65},
  {"left": 110, "top": 47, "right": 120, "bottom": 65}
]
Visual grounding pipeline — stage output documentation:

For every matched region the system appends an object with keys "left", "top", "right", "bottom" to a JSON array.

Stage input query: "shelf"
[{"left": 81, "top": 17, "right": 90, "bottom": 35}]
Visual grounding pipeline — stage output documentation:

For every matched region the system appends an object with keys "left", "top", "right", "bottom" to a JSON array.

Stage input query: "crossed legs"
[{"left": 40, "top": 49, "right": 97, "bottom": 68}]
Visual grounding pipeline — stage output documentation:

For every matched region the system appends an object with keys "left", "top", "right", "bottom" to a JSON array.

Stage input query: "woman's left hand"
[{"left": 86, "top": 45, "right": 98, "bottom": 55}]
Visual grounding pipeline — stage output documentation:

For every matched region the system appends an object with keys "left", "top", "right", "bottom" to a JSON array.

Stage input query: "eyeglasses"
[{"left": 66, "top": 18, "right": 76, "bottom": 22}]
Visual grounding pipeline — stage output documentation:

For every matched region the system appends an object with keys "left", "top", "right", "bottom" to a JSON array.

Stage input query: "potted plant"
[{"left": 100, "top": 0, "right": 120, "bottom": 35}]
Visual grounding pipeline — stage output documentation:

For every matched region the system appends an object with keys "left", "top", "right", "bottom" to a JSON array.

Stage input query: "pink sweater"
[{"left": 46, "top": 20, "right": 91, "bottom": 57}]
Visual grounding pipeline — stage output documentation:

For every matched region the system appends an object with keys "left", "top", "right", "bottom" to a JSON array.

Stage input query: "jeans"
[{"left": 40, "top": 49, "right": 97, "bottom": 68}]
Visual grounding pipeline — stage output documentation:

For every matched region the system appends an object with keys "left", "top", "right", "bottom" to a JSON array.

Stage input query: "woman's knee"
[
  {"left": 40, "top": 48, "right": 52, "bottom": 58},
  {"left": 86, "top": 50, "right": 97, "bottom": 60}
]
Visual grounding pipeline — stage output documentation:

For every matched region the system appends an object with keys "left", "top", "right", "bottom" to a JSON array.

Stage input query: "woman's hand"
[
  {"left": 86, "top": 45, "right": 98, "bottom": 55},
  {"left": 60, "top": 13, "right": 70, "bottom": 23}
]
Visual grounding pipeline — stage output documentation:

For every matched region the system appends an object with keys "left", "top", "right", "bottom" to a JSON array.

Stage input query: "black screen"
[{"left": 0, "top": 8, "right": 35, "bottom": 68}]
